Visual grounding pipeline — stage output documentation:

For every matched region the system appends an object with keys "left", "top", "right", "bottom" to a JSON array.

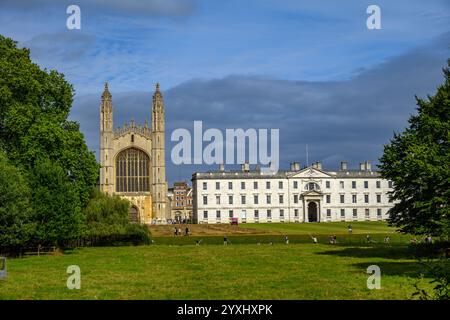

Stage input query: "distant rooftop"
[{"left": 192, "top": 161, "right": 382, "bottom": 180}]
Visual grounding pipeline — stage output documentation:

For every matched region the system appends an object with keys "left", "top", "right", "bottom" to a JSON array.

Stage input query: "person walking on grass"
[
  {"left": 348, "top": 224, "right": 353, "bottom": 234},
  {"left": 224, "top": 236, "right": 228, "bottom": 246},
  {"left": 366, "top": 234, "right": 371, "bottom": 243},
  {"left": 285, "top": 235, "right": 289, "bottom": 245},
  {"left": 185, "top": 227, "right": 190, "bottom": 236}
]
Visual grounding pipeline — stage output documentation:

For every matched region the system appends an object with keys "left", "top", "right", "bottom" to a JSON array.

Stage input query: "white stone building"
[{"left": 192, "top": 161, "right": 394, "bottom": 224}]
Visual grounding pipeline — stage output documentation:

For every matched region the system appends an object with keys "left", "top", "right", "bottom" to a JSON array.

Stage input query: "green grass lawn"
[
  {"left": 151, "top": 221, "right": 411, "bottom": 246},
  {"left": 0, "top": 241, "right": 429, "bottom": 300},
  {"left": 0, "top": 222, "right": 430, "bottom": 300}
]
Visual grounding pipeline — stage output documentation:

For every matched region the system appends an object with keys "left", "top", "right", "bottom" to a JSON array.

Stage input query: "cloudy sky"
[{"left": 1, "top": 0, "right": 449, "bottom": 184}]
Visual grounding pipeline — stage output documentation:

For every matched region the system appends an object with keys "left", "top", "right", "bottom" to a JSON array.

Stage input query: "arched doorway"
[
  {"left": 129, "top": 206, "right": 139, "bottom": 223},
  {"left": 175, "top": 211, "right": 182, "bottom": 223},
  {"left": 308, "top": 202, "right": 318, "bottom": 222}
]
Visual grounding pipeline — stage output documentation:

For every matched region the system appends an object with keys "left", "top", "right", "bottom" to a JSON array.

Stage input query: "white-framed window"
[
  {"left": 306, "top": 182, "right": 320, "bottom": 191},
  {"left": 254, "top": 195, "right": 259, "bottom": 204},
  {"left": 203, "top": 182, "right": 207, "bottom": 190},
  {"left": 216, "top": 182, "right": 220, "bottom": 190},
  {"left": 293, "top": 181, "right": 298, "bottom": 189},
  {"left": 266, "top": 194, "right": 271, "bottom": 204},
  {"left": 203, "top": 211, "right": 208, "bottom": 219},
  {"left": 279, "top": 194, "right": 284, "bottom": 204},
  {"left": 216, "top": 195, "right": 221, "bottom": 205},
  {"left": 228, "top": 195, "right": 233, "bottom": 204},
  {"left": 203, "top": 196, "right": 208, "bottom": 205},
  {"left": 326, "top": 194, "right": 331, "bottom": 203},
  {"left": 241, "top": 181, "right": 245, "bottom": 190},
  {"left": 241, "top": 195, "right": 246, "bottom": 205}
]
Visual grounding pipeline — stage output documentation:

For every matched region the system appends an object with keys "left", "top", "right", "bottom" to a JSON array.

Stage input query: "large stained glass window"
[{"left": 116, "top": 148, "right": 150, "bottom": 192}]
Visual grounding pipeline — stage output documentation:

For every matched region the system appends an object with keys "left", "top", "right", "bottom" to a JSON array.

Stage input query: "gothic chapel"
[{"left": 99, "top": 83, "right": 168, "bottom": 223}]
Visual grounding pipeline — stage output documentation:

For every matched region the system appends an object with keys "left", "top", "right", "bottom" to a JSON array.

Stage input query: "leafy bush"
[
  {"left": 82, "top": 188, "right": 150, "bottom": 246},
  {"left": 413, "top": 258, "right": 450, "bottom": 300}
]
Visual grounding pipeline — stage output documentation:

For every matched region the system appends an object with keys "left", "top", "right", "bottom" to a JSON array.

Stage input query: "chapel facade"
[{"left": 99, "top": 83, "right": 168, "bottom": 223}]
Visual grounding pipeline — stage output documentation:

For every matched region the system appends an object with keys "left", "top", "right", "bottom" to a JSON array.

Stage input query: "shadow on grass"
[
  {"left": 352, "top": 260, "right": 424, "bottom": 278},
  {"left": 317, "top": 245, "right": 415, "bottom": 260}
]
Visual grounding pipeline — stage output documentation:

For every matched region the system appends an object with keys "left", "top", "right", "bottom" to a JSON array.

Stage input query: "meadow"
[{"left": 0, "top": 222, "right": 432, "bottom": 300}]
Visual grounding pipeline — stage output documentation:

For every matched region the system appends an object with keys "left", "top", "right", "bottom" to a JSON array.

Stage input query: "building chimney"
[
  {"left": 219, "top": 163, "right": 225, "bottom": 172},
  {"left": 316, "top": 161, "right": 322, "bottom": 170},
  {"left": 340, "top": 161, "right": 348, "bottom": 171},
  {"left": 241, "top": 162, "right": 250, "bottom": 172},
  {"left": 359, "top": 162, "right": 365, "bottom": 171},
  {"left": 365, "top": 161, "right": 371, "bottom": 171},
  {"left": 294, "top": 162, "right": 300, "bottom": 171},
  {"left": 290, "top": 162, "right": 296, "bottom": 171}
]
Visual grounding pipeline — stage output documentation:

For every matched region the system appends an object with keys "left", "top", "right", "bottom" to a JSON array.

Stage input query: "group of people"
[
  {"left": 173, "top": 226, "right": 190, "bottom": 237},
  {"left": 410, "top": 235, "right": 433, "bottom": 244},
  {"left": 329, "top": 234, "right": 338, "bottom": 244}
]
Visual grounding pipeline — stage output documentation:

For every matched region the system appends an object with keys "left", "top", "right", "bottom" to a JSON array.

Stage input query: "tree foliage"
[
  {"left": 83, "top": 189, "right": 150, "bottom": 245},
  {"left": 0, "top": 35, "right": 98, "bottom": 208},
  {"left": 28, "top": 158, "right": 85, "bottom": 246},
  {"left": 379, "top": 61, "right": 450, "bottom": 237},
  {"left": 0, "top": 152, "right": 34, "bottom": 252}
]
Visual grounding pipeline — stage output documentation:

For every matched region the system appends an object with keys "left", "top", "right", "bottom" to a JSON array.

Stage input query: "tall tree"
[
  {"left": 28, "top": 158, "right": 85, "bottom": 246},
  {"left": 0, "top": 35, "right": 98, "bottom": 208},
  {"left": 379, "top": 61, "right": 450, "bottom": 237}
]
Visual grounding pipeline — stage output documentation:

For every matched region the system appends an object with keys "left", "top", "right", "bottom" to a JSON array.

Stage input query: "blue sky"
[{"left": 1, "top": 0, "right": 449, "bottom": 183}]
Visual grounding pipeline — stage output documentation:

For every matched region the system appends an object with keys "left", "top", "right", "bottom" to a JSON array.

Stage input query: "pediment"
[
  {"left": 288, "top": 167, "right": 332, "bottom": 179},
  {"left": 302, "top": 190, "right": 323, "bottom": 196}
]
